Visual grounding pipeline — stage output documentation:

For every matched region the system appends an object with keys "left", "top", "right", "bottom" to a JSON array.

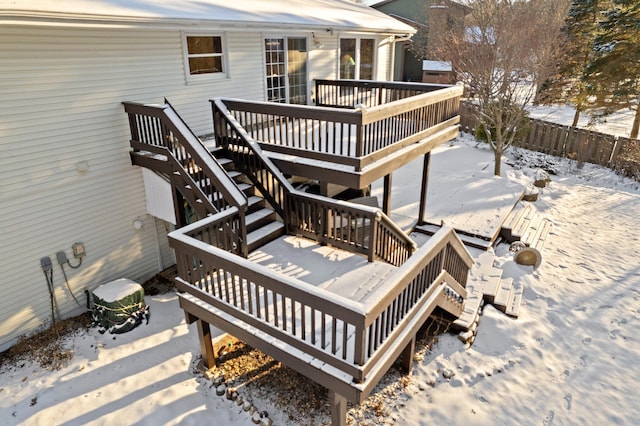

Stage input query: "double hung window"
[{"left": 184, "top": 35, "right": 227, "bottom": 79}]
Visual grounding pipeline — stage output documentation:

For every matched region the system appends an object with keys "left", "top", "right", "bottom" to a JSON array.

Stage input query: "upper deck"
[{"left": 212, "top": 79, "right": 463, "bottom": 191}]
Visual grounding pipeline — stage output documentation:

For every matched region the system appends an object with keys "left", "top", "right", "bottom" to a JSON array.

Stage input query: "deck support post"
[
  {"left": 196, "top": 319, "right": 216, "bottom": 369},
  {"left": 401, "top": 336, "right": 416, "bottom": 373},
  {"left": 418, "top": 152, "right": 431, "bottom": 225},
  {"left": 383, "top": 173, "right": 392, "bottom": 216},
  {"left": 329, "top": 390, "right": 347, "bottom": 426}
]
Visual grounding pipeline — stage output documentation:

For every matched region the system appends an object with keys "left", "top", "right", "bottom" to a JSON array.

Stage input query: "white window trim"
[
  {"left": 339, "top": 35, "right": 378, "bottom": 81},
  {"left": 182, "top": 32, "right": 230, "bottom": 83},
  {"left": 262, "top": 34, "right": 311, "bottom": 104}
]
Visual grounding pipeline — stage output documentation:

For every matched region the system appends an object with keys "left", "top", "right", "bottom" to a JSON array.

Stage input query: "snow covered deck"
[
  {"left": 171, "top": 223, "right": 473, "bottom": 413},
  {"left": 249, "top": 235, "right": 398, "bottom": 303},
  {"left": 214, "top": 82, "right": 463, "bottom": 189},
  {"left": 423, "top": 176, "right": 525, "bottom": 242}
]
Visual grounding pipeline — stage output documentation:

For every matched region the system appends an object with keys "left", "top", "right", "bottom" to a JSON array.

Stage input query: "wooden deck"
[
  {"left": 124, "top": 81, "right": 472, "bottom": 426},
  {"left": 249, "top": 235, "right": 398, "bottom": 302},
  {"left": 422, "top": 176, "right": 525, "bottom": 244}
]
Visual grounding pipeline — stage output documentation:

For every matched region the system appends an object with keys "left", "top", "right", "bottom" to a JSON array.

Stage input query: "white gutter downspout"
[{"left": 391, "top": 33, "right": 412, "bottom": 81}]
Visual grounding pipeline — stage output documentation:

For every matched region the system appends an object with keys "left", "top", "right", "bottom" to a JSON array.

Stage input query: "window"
[
  {"left": 340, "top": 38, "right": 375, "bottom": 80},
  {"left": 265, "top": 37, "right": 308, "bottom": 104},
  {"left": 184, "top": 35, "right": 226, "bottom": 78}
]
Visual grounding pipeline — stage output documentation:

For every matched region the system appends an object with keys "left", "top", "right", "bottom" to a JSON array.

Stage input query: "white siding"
[
  {"left": 153, "top": 218, "right": 176, "bottom": 272},
  {"left": 0, "top": 25, "right": 267, "bottom": 350},
  {"left": 376, "top": 36, "right": 395, "bottom": 81},
  {"left": 308, "top": 32, "right": 340, "bottom": 102}
]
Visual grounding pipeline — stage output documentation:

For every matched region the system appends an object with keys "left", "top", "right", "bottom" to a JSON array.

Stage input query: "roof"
[
  {"left": 0, "top": 0, "right": 416, "bottom": 34},
  {"left": 367, "top": 0, "right": 470, "bottom": 12},
  {"left": 423, "top": 60, "right": 452, "bottom": 71}
]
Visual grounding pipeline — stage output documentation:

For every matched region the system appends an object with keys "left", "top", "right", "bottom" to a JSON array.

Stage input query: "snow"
[
  {"left": 528, "top": 104, "right": 638, "bottom": 138},
  {"left": 423, "top": 60, "right": 453, "bottom": 72},
  {"left": 3, "top": 125, "right": 640, "bottom": 424},
  {"left": 92, "top": 278, "right": 143, "bottom": 303},
  {"left": 0, "top": 0, "right": 415, "bottom": 34}
]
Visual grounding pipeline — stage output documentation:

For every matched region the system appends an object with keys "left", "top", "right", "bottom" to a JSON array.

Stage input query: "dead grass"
[
  {"left": 0, "top": 314, "right": 92, "bottom": 371},
  {"left": 202, "top": 312, "right": 454, "bottom": 425},
  {"left": 0, "top": 266, "right": 177, "bottom": 371}
]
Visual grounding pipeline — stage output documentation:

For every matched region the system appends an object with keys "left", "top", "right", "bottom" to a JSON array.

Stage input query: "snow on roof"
[
  {"left": 0, "top": 0, "right": 415, "bottom": 34},
  {"left": 423, "top": 60, "right": 452, "bottom": 72}
]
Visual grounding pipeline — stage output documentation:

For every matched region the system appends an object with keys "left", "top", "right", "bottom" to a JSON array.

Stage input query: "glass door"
[{"left": 265, "top": 37, "right": 308, "bottom": 104}]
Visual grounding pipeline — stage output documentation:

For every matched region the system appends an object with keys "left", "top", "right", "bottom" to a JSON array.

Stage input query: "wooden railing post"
[
  {"left": 418, "top": 152, "right": 431, "bottom": 226},
  {"left": 368, "top": 212, "right": 380, "bottom": 262}
]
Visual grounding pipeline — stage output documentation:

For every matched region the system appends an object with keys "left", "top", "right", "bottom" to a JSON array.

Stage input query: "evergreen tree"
[
  {"left": 539, "top": 0, "right": 606, "bottom": 127},
  {"left": 585, "top": 0, "right": 640, "bottom": 138}
]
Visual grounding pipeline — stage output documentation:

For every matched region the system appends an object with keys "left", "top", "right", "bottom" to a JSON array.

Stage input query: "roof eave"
[{"left": 0, "top": 10, "right": 415, "bottom": 35}]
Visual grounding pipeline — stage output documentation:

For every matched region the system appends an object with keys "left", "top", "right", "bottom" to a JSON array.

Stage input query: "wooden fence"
[{"left": 460, "top": 101, "right": 640, "bottom": 179}]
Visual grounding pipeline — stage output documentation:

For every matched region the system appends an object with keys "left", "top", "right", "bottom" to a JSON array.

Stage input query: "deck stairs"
[
  {"left": 500, "top": 201, "right": 553, "bottom": 251},
  {"left": 452, "top": 250, "right": 523, "bottom": 345},
  {"left": 450, "top": 202, "right": 554, "bottom": 345},
  {"left": 415, "top": 223, "right": 495, "bottom": 250},
  {"left": 209, "top": 147, "right": 286, "bottom": 253}
]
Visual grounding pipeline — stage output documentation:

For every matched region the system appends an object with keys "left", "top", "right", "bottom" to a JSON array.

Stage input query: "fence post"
[{"left": 609, "top": 136, "right": 624, "bottom": 166}]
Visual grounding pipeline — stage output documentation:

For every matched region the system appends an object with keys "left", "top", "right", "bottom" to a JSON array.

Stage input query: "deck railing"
[
  {"left": 315, "top": 79, "right": 450, "bottom": 109},
  {"left": 123, "top": 101, "right": 248, "bottom": 221},
  {"left": 169, "top": 225, "right": 473, "bottom": 383},
  {"left": 219, "top": 80, "right": 463, "bottom": 171},
  {"left": 212, "top": 98, "right": 417, "bottom": 265}
]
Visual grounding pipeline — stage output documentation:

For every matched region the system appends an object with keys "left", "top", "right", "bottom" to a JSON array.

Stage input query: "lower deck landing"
[
  {"left": 248, "top": 235, "right": 398, "bottom": 303},
  {"left": 423, "top": 176, "right": 525, "bottom": 244}
]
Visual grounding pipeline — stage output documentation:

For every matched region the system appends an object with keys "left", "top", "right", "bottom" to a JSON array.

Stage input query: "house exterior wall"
[
  {"left": 0, "top": 23, "right": 396, "bottom": 350},
  {"left": 373, "top": 0, "right": 470, "bottom": 82}
]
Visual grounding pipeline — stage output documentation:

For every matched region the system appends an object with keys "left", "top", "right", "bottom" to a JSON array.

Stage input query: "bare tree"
[{"left": 437, "top": 0, "right": 569, "bottom": 175}]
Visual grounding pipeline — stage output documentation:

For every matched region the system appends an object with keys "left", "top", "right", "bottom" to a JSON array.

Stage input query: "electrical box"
[
  {"left": 72, "top": 242, "right": 86, "bottom": 258},
  {"left": 56, "top": 251, "right": 68, "bottom": 265},
  {"left": 40, "top": 256, "right": 53, "bottom": 272}
]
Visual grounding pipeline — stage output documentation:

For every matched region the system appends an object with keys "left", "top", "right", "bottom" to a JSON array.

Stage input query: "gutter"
[{"left": 0, "top": 11, "right": 416, "bottom": 35}]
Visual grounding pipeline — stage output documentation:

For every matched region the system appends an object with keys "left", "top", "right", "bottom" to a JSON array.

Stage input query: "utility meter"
[{"left": 72, "top": 242, "right": 86, "bottom": 258}]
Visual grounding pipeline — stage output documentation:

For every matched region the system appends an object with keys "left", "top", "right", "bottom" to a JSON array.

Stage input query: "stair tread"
[
  {"left": 531, "top": 219, "right": 553, "bottom": 251},
  {"left": 246, "top": 208, "right": 276, "bottom": 226},
  {"left": 502, "top": 202, "right": 537, "bottom": 242},
  {"left": 248, "top": 195, "right": 264, "bottom": 208},
  {"left": 493, "top": 277, "right": 514, "bottom": 310},
  {"left": 415, "top": 224, "right": 493, "bottom": 250},
  {"left": 502, "top": 202, "right": 528, "bottom": 230},
  {"left": 505, "top": 285, "right": 524, "bottom": 318},
  {"left": 511, "top": 209, "right": 537, "bottom": 240},
  {"left": 503, "top": 202, "right": 532, "bottom": 230},
  {"left": 247, "top": 221, "right": 285, "bottom": 246},
  {"left": 520, "top": 214, "right": 544, "bottom": 243},
  {"left": 227, "top": 170, "right": 242, "bottom": 180},
  {"left": 481, "top": 274, "right": 502, "bottom": 302}
]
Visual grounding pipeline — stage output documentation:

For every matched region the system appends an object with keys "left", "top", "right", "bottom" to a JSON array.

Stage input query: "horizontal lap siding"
[
  {"left": 376, "top": 36, "right": 393, "bottom": 81},
  {"left": 0, "top": 25, "right": 266, "bottom": 349}
]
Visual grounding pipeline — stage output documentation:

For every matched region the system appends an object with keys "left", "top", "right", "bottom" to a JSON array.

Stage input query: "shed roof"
[
  {"left": 0, "top": 0, "right": 415, "bottom": 34},
  {"left": 423, "top": 60, "right": 452, "bottom": 72}
]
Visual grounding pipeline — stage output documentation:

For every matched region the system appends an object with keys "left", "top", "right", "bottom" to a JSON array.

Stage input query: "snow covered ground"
[{"left": 2, "top": 131, "right": 640, "bottom": 425}]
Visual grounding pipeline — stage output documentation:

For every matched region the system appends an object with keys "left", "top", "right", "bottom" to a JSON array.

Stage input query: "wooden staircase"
[
  {"left": 452, "top": 250, "right": 524, "bottom": 345},
  {"left": 500, "top": 201, "right": 552, "bottom": 251},
  {"left": 451, "top": 202, "right": 553, "bottom": 344},
  {"left": 212, "top": 150, "right": 285, "bottom": 253}
]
